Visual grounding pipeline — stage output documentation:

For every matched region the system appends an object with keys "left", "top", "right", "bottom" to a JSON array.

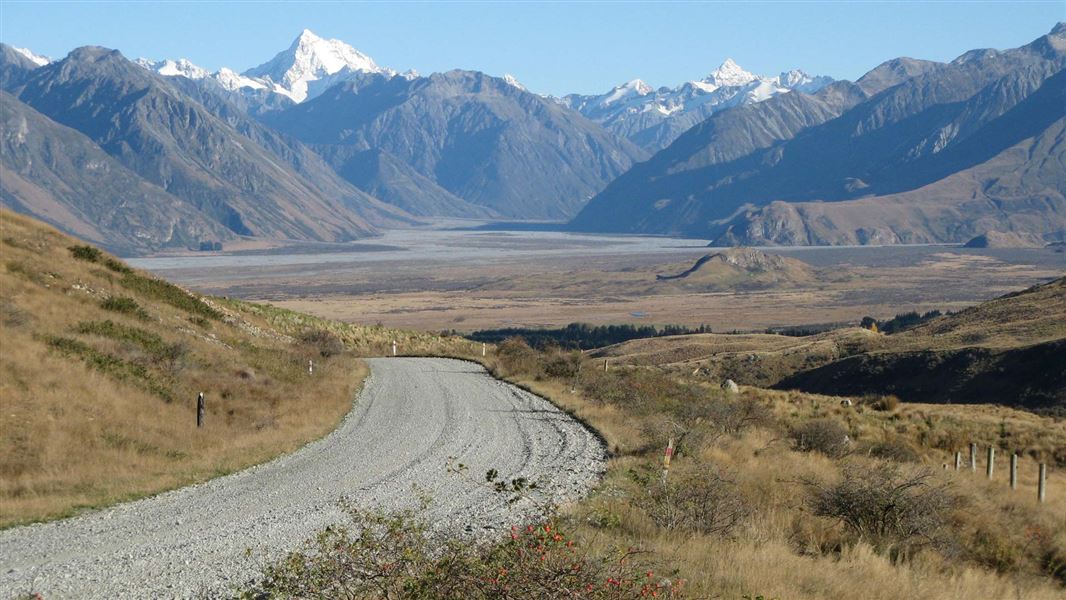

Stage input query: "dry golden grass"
[
  {"left": 0, "top": 211, "right": 371, "bottom": 527},
  {"left": 481, "top": 348, "right": 1066, "bottom": 599}
]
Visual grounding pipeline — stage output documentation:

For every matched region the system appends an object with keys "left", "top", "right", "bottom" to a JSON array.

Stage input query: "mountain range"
[
  {"left": 571, "top": 24, "right": 1066, "bottom": 246},
  {"left": 2, "top": 26, "right": 1064, "bottom": 253},
  {"left": 559, "top": 59, "right": 833, "bottom": 152}
]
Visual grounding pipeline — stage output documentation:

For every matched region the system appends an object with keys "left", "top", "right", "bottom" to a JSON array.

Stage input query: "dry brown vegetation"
[
  {"left": 1, "top": 211, "right": 410, "bottom": 527},
  {"left": 479, "top": 340, "right": 1066, "bottom": 599}
]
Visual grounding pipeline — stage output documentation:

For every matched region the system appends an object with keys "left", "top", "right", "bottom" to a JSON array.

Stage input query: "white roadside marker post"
[
  {"left": 309, "top": 359, "right": 313, "bottom": 375},
  {"left": 1038, "top": 463, "right": 1047, "bottom": 503},
  {"left": 482, "top": 342, "right": 487, "bottom": 357},
  {"left": 970, "top": 443, "right": 977, "bottom": 473},
  {"left": 662, "top": 438, "right": 674, "bottom": 481},
  {"left": 392, "top": 340, "right": 397, "bottom": 356},
  {"left": 1010, "top": 453, "right": 1018, "bottom": 490},
  {"left": 987, "top": 446, "right": 995, "bottom": 479},
  {"left": 604, "top": 359, "right": 609, "bottom": 372}
]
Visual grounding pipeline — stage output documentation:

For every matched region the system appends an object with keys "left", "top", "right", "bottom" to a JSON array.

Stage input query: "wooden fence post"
[
  {"left": 196, "top": 392, "right": 205, "bottom": 428},
  {"left": 1038, "top": 463, "right": 1047, "bottom": 503},
  {"left": 604, "top": 358, "right": 609, "bottom": 372},
  {"left": 1010, "top": 453, "right": 1018, "bottom": 490},
  {"left": 970, "top": 443, "right": 977, "bottom": 473},
  {"left": 954, "top": 452, "right": 962, "bottom": 471},
  {"left": 986, "top": 446, "right": 995, "bottom": 479}
]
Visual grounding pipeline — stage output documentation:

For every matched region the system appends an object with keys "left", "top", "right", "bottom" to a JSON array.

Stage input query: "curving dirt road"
[{"left": 0, "top": 358, "right": 606, "bottom": 599}]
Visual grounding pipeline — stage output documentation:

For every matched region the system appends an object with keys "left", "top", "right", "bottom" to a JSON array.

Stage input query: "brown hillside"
[{"left": 0, "top": 210, "right": 478, "bottom": 527}]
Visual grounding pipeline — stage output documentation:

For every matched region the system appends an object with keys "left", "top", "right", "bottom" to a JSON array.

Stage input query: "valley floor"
[{"left": 129, "top": 226, "right": 1065, "bottom": 332}]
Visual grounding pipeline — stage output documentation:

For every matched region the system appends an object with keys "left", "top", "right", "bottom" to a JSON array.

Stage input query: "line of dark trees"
[
  {"left": 464, "top": 322, "right": 713, "bottom": 350},
  {"left": 861, "top": 309, "right": 953, "bottom": 334}
]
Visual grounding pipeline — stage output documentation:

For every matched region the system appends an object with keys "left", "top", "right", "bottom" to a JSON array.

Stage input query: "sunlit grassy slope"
[{"left": 0, "top": 210, "right": 476, "bottom": 527}]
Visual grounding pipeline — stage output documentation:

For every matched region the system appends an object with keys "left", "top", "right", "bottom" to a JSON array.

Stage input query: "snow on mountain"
[
  {"left": 133, "top": 29, "right": 396, "bottom": 104},
  {"left": 135, "top": 58, "right": 209, "bottom": 79},
  {"left": 12, "top": 46, "right": 50, "bottom": 67},
  {"left": 502, "top": 74, "right": 526, "bottom": 91},
  {"left": 214, "top": 67, "right": 268, "bottom": 91},
  {"left": 702, "top": 57, "right": 757, "bottom": 88},
  {"left": 242, "top": 29, "right": 394, "bottom": 102},
  {"left": 601, "top": 79, "right": 655, "bottom": 106},
  {"left": 560, "top": 59, "right": 833, "bottom": 151}
]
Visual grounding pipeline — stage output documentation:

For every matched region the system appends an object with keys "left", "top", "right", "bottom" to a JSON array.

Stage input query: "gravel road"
[{"left": 0, "top": 358, "right": 606, "bottom": 599}]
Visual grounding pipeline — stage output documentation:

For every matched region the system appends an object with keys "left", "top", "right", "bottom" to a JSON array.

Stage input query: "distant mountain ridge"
[
  {"left": 126, "top": 30, "right": 646, "bottom": 220},
  {"left": 570, "top": 24, "right": 1066, "bottom": 247},
  {"left": 136, "top": 29, "right": 402, "bottom": 105},
  {"left": 264, "top": 69, "right": 647, "bottom": 219},
  {"left": 0, "top": 43, "right": 413, "bottom": 253},
  {"left": 560, "top": 59, "right": 833, "bottom": 152}
]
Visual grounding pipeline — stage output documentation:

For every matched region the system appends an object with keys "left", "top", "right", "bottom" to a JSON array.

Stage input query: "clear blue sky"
[{"left": 1, "top": 1, "right": 1063, "bottom": 95}]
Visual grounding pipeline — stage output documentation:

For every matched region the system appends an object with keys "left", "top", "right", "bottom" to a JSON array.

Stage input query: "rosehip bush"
[{"left": 245, "top": 505, "right": 685, "bottom": 599}]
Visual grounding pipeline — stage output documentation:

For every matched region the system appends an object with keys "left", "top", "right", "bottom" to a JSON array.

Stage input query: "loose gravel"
[{"left": 0, "top": 358, "right": 606, "bottom": 599}]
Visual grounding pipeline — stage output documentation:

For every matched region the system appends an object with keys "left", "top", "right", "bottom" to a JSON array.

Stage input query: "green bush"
[
  {"left": 119, "top": 272, "right": 222, "bottom": 320},
  {"left": 44, "top": 334, "right": 175, "bottom": 402},
  {"left": 69, "top": 245, "right": 102, "bottom": 263},
  {"left": 101, "top": 296, "right": 149, "bottom": 320},
  {"left": 74, "top": 320, "right": 186, "bottom": 366}
]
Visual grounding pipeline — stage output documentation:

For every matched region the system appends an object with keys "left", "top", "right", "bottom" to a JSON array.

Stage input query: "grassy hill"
[
  {"left": 593, "top": 277, "right": 1066, "bottom": 410},
  {"left": 0, "top": 210, "right": 478, "bottom": 527}
]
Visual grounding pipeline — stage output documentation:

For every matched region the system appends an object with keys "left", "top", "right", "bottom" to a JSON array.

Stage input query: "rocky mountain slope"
[
  {"left": 265, "top": 70, "right": 647, "bottom": 219},
  {"left": 1, "top": 44, "right": 412, "bottom": 251},
  {"left": 0, "top": 91, "right": 229, "bottom": 254},
  {"left": 561, "top": 59, "right": 833, "bottom": 152},
  {"left": 571, "top": 25, "right": 1066, "bottom": 246}
]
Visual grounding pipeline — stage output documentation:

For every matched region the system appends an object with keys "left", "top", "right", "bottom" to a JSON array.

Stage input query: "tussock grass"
[
  {"left": 480, "top": 340, "right": 1066, "bottom": 598},
  {"left": 0, "top": 211, "right": 371, "bottom": 527}
]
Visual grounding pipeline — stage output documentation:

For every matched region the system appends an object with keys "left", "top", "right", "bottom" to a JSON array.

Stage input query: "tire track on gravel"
[{"left": 0, "top": 358, "right": 606, "bottom": 599}]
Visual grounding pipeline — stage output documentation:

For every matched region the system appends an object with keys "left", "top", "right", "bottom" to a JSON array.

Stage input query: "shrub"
[
  {"left": 791, "top": 419, "right": 851, "bottom": 458},
  {"left": 119, "top": 272, "right": 222, "bottom": 320},
  {"left": 495, "top": 336, "right": 540, "bottom": 376},
  {"left": 44, "top": 334, "right": 175, "bottom": 402},
  {"left": 247, "top": 505, "right": 685, "bottom": 599},
  {"left": 298, "top": 328, "right": 346, "bottom": 358},
  {"left": 103, "top": 257, "right": 132, "bottom": 274},
  {"left": 638, "top": 468, "right": 749, "bottom": 537},
  {"left": 69, "top": 244, "right": 102, "bottom": 263},
  {"left": 542, "top": 350, "right": 582, "bottom": 379},
  {"left": 101, "top": 296, "right": 149, "bottom": 320},
  {"left": 862, "top": 394, "right": 900, "bottom": 411},
  {"left": 810, "top": 463, "right": 955, "bottom": 554},
  {"left": 864, "top": 438, "right": 920, "bottom": 463}
]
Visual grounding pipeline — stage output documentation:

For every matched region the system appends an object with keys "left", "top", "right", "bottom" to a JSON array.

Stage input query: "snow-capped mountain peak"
[
  {"left": 215, "top": 67, "right": 267, "bottom": 91},
  {"left": 13, "top": 46, "right": 50, "bottom": 67},
  {"left": 242, "top": 29, "right": 392, "bottom": 102},
  {"left": 702, "top": 58, "right": 758, "bottom": 88},
  {"left": 135, "top": 58, "right": 209, "bottom": 80},
  {"left": 502, "top": 74, "right": 526, "bottom": 91},
  {"left": 601, "top": 79, "right": 654, "bottom": 105},
  {"left": 776, "top": 69, "right": 834, "bottom": 93},
  {"left": 563, "top": 59, "right": 833, "bottom": 152}
]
